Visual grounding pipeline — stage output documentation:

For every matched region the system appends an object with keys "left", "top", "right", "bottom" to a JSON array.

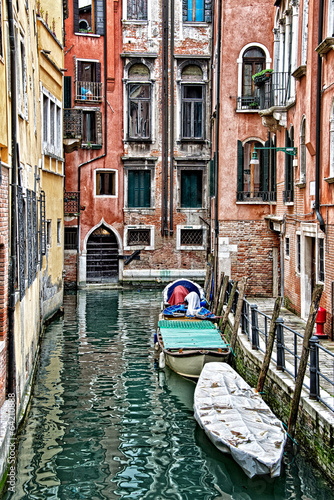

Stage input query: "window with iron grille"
[
  {"left": 127, "top": 228, "right": 150, "bottom": 246},
  {"left": 65, "top": 228, "right": 78, "bottom": 250},
  {"left": 319, "top": 238, "right": 325, "bottom": 282},
  {"left": 181, "top": 229, "right": 203, "bottom": 246}
]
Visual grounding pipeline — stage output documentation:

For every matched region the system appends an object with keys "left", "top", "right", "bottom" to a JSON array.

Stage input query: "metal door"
[{"left": 86, "top": 226, "right": 119, "bottom": 282}]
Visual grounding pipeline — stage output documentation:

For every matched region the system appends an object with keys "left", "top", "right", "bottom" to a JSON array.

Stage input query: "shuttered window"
[
  {"left": 183, "top": 0, "right": 211, "bottom": 22},
  {"left": 128, "top": 170, "right": 151, "bottom": 208},
  {"left": 73, "top": 0, "right": 104, "bottom": 35},
  {"left": 181, "top": 170, "right": 203, "bottom": 208}
]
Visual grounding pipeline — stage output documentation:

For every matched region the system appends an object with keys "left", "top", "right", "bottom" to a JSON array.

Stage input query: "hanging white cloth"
[{"left": 184, "top": 291, "right": 200, "bottom": 316}]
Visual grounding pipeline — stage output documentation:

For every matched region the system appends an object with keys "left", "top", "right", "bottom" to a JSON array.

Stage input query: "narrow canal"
[{"left": 7, "top": 289, "right": 334, "bottom": 499}]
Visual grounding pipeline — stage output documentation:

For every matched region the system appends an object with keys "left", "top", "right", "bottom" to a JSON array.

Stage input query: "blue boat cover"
[
  {"left": 163, "top": 305, "right": 215, "bottom": 319},
  {"left": 158, "top": 320, "right": 228, "bottom": 350}
]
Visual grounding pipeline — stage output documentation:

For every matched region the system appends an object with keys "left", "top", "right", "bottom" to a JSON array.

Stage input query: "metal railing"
[
  {"left": 255, "top": 71, "right": 292, "bottom": 109},
  {"left": 236, "top": 191, "right": 277, "bottom": 202},
  {"left": 224, "top": 281, "right": 334, "bottom": 412},
  {"left": 76, "top": 81, "right": 103, "bottom": 102}
]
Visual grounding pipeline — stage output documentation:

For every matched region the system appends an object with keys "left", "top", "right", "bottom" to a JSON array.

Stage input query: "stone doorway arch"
[{"left": 86, "top": 225, "right": 119, "bottom": 283}]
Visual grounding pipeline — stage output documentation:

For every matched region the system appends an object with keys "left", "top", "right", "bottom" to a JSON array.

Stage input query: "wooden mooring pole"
[
  {"left": 212, "top": 273, "right": 224, "bottom": 315},
  {"left": 219, "top": 280, "right": 238, "bottom": 334},
  {"left": 216, "top": 275, "right": 229, "bottom": 318},
  {"left": 229, "top": 277, "right": 247, "bottom": 354},
  {"left": 256, "top": 296, "right": 282, "bottom": 393},
  {"left": 288, "top": 284, "right": 323, "bottom": 439}
]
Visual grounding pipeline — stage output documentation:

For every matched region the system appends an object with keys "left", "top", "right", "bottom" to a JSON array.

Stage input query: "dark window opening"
[
  {"left": 181, "top": 229, "right": 203, "bottom": 246},
  {"left": 127, "top": 0, "right": 147, "bottom": 20},
  {"left": 127, "top": 228, "right": 150, "bottom": 246},
  {"left": 96, "top": 172, "right": 116, "bottom": 196},
  {"left": 319, "top": 239, "right": 324, "bottom": 282},
  {"left": 285, "top": 237, "right": 290, "bottom": 257},
  {"left": 297, "top": 234, "right": 301, "bottom": 274},
  {"left": 82, "top": 111, "right": 96, "bottom": 143},
  {"left": 182, "top": 85, "right": 204, "bottom": 139},
  {"left": 181, "top": 170, "right": 203, "bottom": 208},
  {"left": 65, "top": 228, "right": 78, "bottom": 250}
]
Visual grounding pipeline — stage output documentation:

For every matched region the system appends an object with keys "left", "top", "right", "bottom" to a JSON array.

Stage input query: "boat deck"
[{"left": 158, "top": 320, "right": 228, "bottom": 350}]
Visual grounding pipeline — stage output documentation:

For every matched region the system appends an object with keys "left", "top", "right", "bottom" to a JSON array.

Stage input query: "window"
[
  {"left": 65, "top": 227, "right": 78, "bottom": 250},
  {"left": 127, "top": 64, "right": 151, "bottom": 140},
  {"left": 63, "top": 108, "right": 102, "bottom": 147},
  {"left": 176, "top": 225, "right": 206, "bottom": 250},
  {"left": 47, "top": 220, "right": 52, "bottom": 247},
  {"left": 124, "top": 225, "right": 154, "bottom": 250},
  {"left": 76, "top": 60, "right": 102, "bottom": 101},
  {"left": 318, "top": 239, "right": 324, "bottom": 282},
  {"left": 127, "top": 0, "right": 147, "bottom": 21},
  {"left": 181, "top": 170, "right": 203, "bottom": 208},
  {"left": 330, "top": 101, "right": 334, "bottom": 179},
  {"left": 42, "top": 87, "right": 62, "bottom": 156},
  {"left": 128, "top": 170, "right": 151, "bottom": 208},
  {"left": 300, "top": 117, "right": 306, "bottom": 184},
  {"left": 82, "top": 111, "right": 96, "bottom": 143},
  {"left": 181, "top": 65, "right": 204, "bottom": 140},
  {"left": 328, "top": 0, "right": 334, "bottom": 37},
  {"left": 237, "top": 138, "right": 276, "bottom": 202},
  {"left": 285, "top": 236, "right": 290, "bottom": 258},
  {"left": 283, "top": 127, "right": 294, "bottom": 203},
  {"left": 241, "top": 47, "right": 265, "bottom": 108},
  {"left": 183, "top": 0, "right": 211, "bottom": 23},
  {"left": 301, "top": 0, "right": 309, "bottom": 65},
  {"left": 96, "top": 171, "right": 116, "bottom": 196},
  {"left": 127, "top": 228, "right": 150, "bottom": 246},
  {"left": 296, "top": 234, "right": 301, "bottom": 274},
  {"left": 57, "top": 220, "right": 61, "bottom": 245},
  {"left": 73, "top": 0, "right": 104, "bottom": 35}
]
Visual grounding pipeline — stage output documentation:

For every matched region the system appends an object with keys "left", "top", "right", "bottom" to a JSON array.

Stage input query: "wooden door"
[{"left": 86, "top": 227, "right": 119, "bottom": 282}]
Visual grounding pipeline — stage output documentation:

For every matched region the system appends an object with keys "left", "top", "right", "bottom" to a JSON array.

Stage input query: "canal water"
[{"left": 6, "top": 289, "right": 334, "bottom": 499}]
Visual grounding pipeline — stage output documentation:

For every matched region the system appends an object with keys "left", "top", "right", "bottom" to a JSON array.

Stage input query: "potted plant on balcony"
[
  {"left": 252, "top": 68, "right": 273, "bottom": 86},
  {"left": 248, "top": 101, "right": 260, "bottom": 109}
]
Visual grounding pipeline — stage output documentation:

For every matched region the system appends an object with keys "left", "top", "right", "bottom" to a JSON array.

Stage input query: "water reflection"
[{"left": 6, "top": 289, "right": 334, "bottom": 500}]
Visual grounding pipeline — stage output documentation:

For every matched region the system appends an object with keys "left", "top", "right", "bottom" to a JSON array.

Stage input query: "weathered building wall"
[
  {"left": 213, "top": 0, "right": 277, "bottom": 295},
  {"left": 0, "top": 165, "right": 9, "bottom": 407}
]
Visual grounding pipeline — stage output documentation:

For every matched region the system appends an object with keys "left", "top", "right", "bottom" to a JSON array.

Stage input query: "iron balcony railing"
[
  {"left": 64, "top": 191, "right": 80, "bottom": 215},
  {"left": 224, "top": 281, "right": 334, "bottom": 413},
  {"left": 236, "top": 191, "right": 277, "bottom": 202},
  {"left": 76, "top": 81, "right": 103, "bottom": 102},
  {"left": 237, "top": 72, "right": 293, "bottom": 111}
]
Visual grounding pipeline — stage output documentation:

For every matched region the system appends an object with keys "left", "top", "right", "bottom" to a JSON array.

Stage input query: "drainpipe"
[
  {"left": 7, "top": 0, "right": 17, "bottom": 399},
  {"left": 77, "top": 3, "right": 108, "bottom": 253},
  {"left": 214, "top": 0, "right": 222, "bottom": 285},
  {"left": 169, "top": 0, "right": 174, "bottom": 236},
  {"left": 161, "top": 0, "right": 169, "bottom": 236},
  {"left": 315, "top": 0, "right": 325, "bottom": 233}
]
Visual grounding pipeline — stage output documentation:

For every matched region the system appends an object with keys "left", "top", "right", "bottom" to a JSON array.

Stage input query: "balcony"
[
  {"left": 64, "top": 192, "right": 80, "bottom": 216},
  {"left": 236, "top": 191, "right": 277, "bottom": 203},
  {"left": 76, "top": 81, "right": 103, "bottom": 102}
]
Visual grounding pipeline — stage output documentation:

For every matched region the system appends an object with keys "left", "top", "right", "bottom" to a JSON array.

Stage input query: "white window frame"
[
  {"left": 94, "top": 169, "right": 118, "bottom": 198},
  {"left": 284, "top": 235, "right": 290, "bottom": 259},
  {"left": 122, "top": 0, "right": 150, "bottom": 22},
  {"left": 328, "top": 0, "right": 334, "bottom": 38},
  {"left": 41, "top": 86, "right": 62, "bottom": 157},
  {"left": 176, "top": 225, "right": 206, "bottom": 251},
  {"left": 301, "top": 0, "right": 309, "bottom": 65},
  {"left": 237, "top": 43, "right": 271, "bottom": 107},
  {"left": 124, "top": 225, "right": 154, "bottom": 251}
]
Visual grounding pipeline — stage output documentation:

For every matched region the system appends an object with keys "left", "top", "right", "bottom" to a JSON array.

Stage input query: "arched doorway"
[{"left": 86, "top": 226, "right": 119, "bottom": 282}]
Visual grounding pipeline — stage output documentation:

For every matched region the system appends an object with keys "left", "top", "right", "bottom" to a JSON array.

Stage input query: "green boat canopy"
[{"left": 158, "top": 320, "right": 228, "bottom": 350}]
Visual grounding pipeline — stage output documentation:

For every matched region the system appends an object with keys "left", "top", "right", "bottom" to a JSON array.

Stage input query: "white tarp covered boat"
[{"left": 194, "top": 362, "right": 287, "bottom": 478}]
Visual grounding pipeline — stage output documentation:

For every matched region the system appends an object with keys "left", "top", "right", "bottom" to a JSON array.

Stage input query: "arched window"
[
  {"left": 181, "top": 64, "right": 205, "bottom": 140},
  {"left": 300, "top": 117, "right": 306, "bottom": 184},
  {"left": 242, "top": 47, "right": 266, "bottom": 107},
  {"left": 127, "top": 63, "right": 151, "bottom": 140}
]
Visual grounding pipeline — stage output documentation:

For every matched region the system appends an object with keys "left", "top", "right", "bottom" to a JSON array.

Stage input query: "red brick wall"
[
  {"left": 219, "top": 220, "right": 280, "bottom": 297},
  {"left": 0, "top": 167, "right": 9, "bottom": 405},
  {"left": 64, "top": 251, "right": 78, "bottom": 287}
]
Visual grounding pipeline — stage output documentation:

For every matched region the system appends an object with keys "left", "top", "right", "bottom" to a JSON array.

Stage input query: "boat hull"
[{"left": 164, "top": 351, "right": 228, "bottom": 379}]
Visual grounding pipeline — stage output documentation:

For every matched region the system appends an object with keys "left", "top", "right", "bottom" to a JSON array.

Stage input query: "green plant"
[
  {"left": 248, "top": 101, "right": 259, "bottom": 109},
  {"left": 252, "top": 68, "right": 273, "bottom": 81}
]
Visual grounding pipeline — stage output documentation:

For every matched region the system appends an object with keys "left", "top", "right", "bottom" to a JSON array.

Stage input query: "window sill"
[
  {"left": 315, "top": 37, "right": 334, "bottom": 56},
  {"left": 124, "top": 208, "right": 155, "bottom": 213},
  {"left": 75, "top": 32, "right": 100, "bottom": 38},
  {"left": 284, "top": 202, "right": 294, "bottom": 206},
  {"left": 178, "top": 138, "right": 206, "bottom": 144},
  {"left": 81, "top": 144, "right": 102, "bottom": 150},
  {"left": 122, "top": 20, "right": 148, "bottom": 26},
  {"left": 236, "top": 201, "right": 275, "bottom": 205},
  {"left": 124, "top": 138, "right": 153, "bottom": 143},
  {"left": 178, "top": 245, "right": 205, "bottom": 251},
  {"left": 236, "top": 109, "right": 261, "bottom": 113},
  {"left": 183, "top": 22, "right": 210, "bottom": 27},
  {"left": 324, "top": 176, "right": 334, "bottom": 184}
]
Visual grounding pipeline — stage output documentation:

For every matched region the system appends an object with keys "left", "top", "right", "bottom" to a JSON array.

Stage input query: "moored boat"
[
  {"left": 156, "top": 320, "right": 230, "bottom": 379},
  {"left": 194, "top": 362, "right": 287, "bottom": 478}
]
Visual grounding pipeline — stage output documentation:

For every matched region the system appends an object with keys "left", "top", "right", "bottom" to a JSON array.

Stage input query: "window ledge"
[
  {"left": 75, "top": 32, "right": 101, "bottom": 38},
  {"left": 179, "top": 245, "right": 205, "bottom": 251},
  {"left": 284, "top": 202, "right": 294, "bottom": 206},
  {"left": 296, "top": 181, "right": 306, "bottom": 188},
  {"left": 124, "top": 208, "right": 155, "bottom": 213},
  {"left": 324, "top": 176, "right": 334, "bottom": 184},
  {"left": 178, "top": 139, "right": 206, "bottom": 144},
  {"left": 124, "top": 138, "right": 153, "bottom": 144},
  {"left": 236, "top": 109, "right": 261, "bottom": 113},
  {"left": 316, "top": 37, "right": 334, "bottom": 56},
  {"left": 122, "top": 20, "right": 148, "bottom": 26},
  {"left": 292, "top": 65, "right": 307, "bottom": 79},
  {"left": 236, "top": 201, "right": 275, "bottom": 205},
  {"left": 183, "top": 22, "right": 210, "bottom": 27}
]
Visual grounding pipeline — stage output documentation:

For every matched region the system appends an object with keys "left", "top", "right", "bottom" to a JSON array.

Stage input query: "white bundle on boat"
[
  {"left": 194, "top": 362, "right": 287, "bottom": 478},
  {"left": 185, "top": 291, "right": 201, "bottom": 316}
]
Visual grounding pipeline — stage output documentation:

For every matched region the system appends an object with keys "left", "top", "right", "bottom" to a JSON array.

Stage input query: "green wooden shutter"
[
  {"left": 128, "top": 171, "right": 150, "bottom": 208},
  {"left": 262, "top": 139, "right": 270, "bottom": 193},
  {"left": 237, "top": 140, "right": 244, "bottom": 197},
  {"left": 63, "top": 76, "right": 71, "bottom": 109},
  {"left": 95, "top": 0, "right": 105, "bottom": 35}
]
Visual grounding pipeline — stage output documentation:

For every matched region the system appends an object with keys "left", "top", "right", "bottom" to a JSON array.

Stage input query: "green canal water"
[{"left": 6, "top": 289, "right": 334, "bottom": 499}]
